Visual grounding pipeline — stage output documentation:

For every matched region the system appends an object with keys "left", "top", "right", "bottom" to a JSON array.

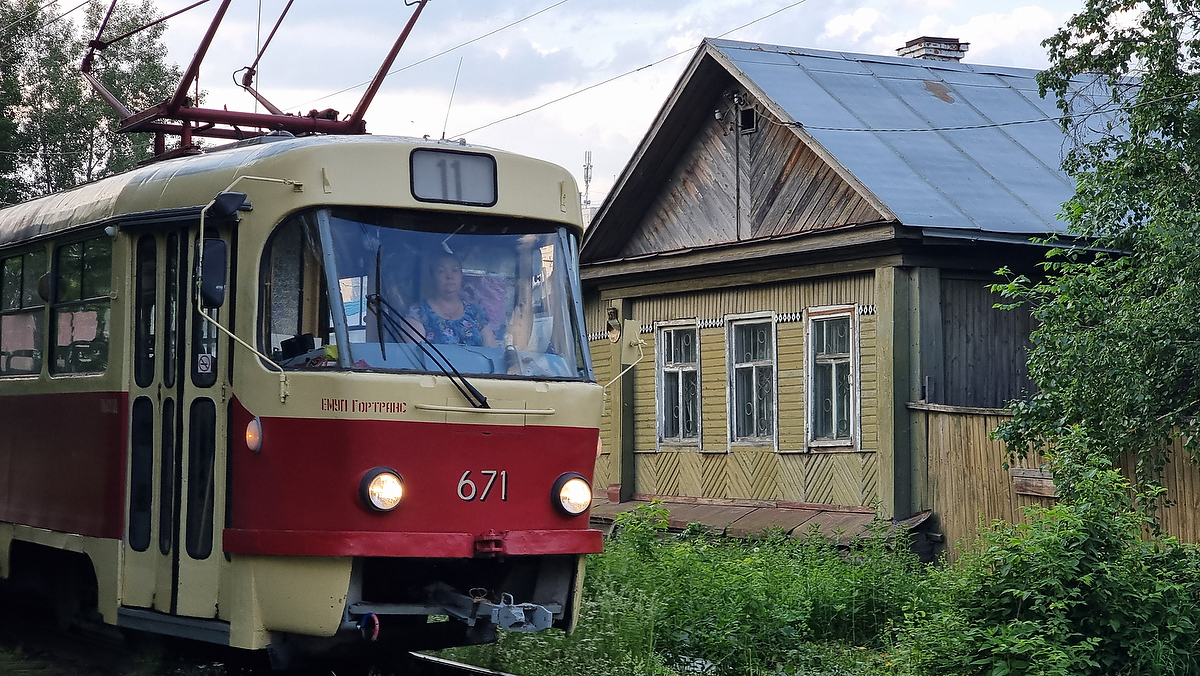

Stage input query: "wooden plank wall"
[
  {"left": 922, "top": 408, "right": 1200, "bottom": 556},
  {"left": 1118, "top": 439, "right": 1200, "bottom": 543},
  {"left": 940, "top": 277, "right": 1034, "bottom": 409},
  {"left": 584, "top": 273, "right": 880, "bottom": 507},
  {"left": 619, "top": 98, "right": 883, "bottom": 258}
]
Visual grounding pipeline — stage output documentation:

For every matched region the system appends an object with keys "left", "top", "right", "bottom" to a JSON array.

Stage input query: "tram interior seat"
[
  {"left": 64, "top": 340, "right": 107, "bottom": 372},
  {"left": 1, "top": 348, "right": 42, "bottom": 374}
]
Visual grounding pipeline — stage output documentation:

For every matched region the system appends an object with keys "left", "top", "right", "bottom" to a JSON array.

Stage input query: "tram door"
[{"left": 122, "top": 224, "right": 231, "bottom": 621}]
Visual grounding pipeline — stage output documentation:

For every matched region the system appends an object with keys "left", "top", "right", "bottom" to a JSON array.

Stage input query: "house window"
[
  {"left": 657, "top": 324, "right": 699, "bottom": 444},
  {"left": 728, "top": 318, "right": 774, "bottom": 442},
  {"left": 810, "top": 312, "right": 854, "bottom": 444}
]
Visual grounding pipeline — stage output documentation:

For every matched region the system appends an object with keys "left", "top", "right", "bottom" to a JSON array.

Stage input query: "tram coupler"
[
  {"left": 488, "top": 593, "right": 553, "bottom": 632},
  {"left": 429, "top": 584, "right": 555, "bottom": 633}
]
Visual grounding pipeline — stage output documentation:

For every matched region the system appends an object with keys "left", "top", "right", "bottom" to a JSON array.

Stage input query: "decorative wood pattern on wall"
[
  {"left": 941, "top": 277, "right": 1034, "bottom": 409},
  {"left": 619, "top": 99, "right": 883, "bottom": 258}
]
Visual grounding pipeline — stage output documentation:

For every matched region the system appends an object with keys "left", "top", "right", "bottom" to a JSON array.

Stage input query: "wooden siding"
[
  {"left": 940, "top": 277, "right": 1034, "bottom": 409},
  {"left": 585, "top": 273, "right": 879, "bottom": 507},
  {"left": 590, "top": 337, "right": 615, "bottom": 490},
  {"left": 921, "top": 407, "right": 1200, "bottom": 555},
  {"left": 619, "top": 98, "right": 883, "bottom": 258},
  {"left": 920, "top": 408, "right": 1047, "bottom": 551}
]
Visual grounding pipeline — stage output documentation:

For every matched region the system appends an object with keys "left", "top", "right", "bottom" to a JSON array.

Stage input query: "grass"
[{"left": 441, "top": 505, "right": 923, "bottom": 675}]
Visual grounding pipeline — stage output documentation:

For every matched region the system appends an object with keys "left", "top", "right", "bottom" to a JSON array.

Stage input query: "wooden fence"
[{"left": 914, "top": 403, "right": 1200, "bottom": 554}]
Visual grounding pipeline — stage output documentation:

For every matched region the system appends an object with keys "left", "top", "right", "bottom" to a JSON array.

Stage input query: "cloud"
[
  {"left": 945, "top": 5, "right": 1064, "bottom": 66},
  {"left": 822, "top": 8, "right": 883, "bottom": 41}
]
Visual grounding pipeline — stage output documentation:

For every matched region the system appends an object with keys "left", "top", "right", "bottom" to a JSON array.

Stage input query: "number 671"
[{"left": 457, "top": 470, "right": 508, "bottom": 502}]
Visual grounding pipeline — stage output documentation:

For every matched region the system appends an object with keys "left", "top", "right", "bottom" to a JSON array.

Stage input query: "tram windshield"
[{"left": 261, "top": 207, "right": 591, "bottom": 381}]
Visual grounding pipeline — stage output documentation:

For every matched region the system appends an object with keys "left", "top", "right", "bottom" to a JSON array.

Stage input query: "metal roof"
[{"left": 709, "top": 39, "right": 1108, "bottom": 236}]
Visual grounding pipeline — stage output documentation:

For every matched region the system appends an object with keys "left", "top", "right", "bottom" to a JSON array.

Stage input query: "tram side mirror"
[
  {"left": 208, "top": 191, "right": 249, "bottom": 219},
  {"left": 199, "top": 239, "right": 227, "bottom": 308}
]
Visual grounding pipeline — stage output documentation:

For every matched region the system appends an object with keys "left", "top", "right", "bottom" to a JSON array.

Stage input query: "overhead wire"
[
  {"left": 0, "top": 0, "right": 61, "bottom": 36},
  {"left": 451, "top": 0, "right": 814, "bottom": 139},
  {"left": 284, "top": 0, "right": 572, "bottom": 112}
]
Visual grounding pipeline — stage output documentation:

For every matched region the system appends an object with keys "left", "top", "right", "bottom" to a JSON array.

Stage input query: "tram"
[{"left": 0, "top": 134, "right": 602, "bottom": 666}]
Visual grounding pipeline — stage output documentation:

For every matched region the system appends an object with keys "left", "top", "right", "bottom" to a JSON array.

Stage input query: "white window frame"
[
  {"left": 655, "top": 320, "right": 702, "bottom": 450},
  {"left": 806, "top": 305, "right": 859, "bottom": 451},
  {"left": 725, "top": 312, "right": 778, "bottom": 450}
]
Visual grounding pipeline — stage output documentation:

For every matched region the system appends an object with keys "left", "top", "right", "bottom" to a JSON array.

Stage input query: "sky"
[{"left": 123, "top": 0, "right": 1086, "bottom": 205}]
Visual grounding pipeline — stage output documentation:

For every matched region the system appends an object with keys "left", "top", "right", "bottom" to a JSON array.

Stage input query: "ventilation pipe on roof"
[{"left": 897, "top": 37, "right": 968, "bottom": 61}]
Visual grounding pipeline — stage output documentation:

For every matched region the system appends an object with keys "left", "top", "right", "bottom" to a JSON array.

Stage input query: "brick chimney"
[{"left": 897, "top": 36, "right": 968, "bottom": 62}]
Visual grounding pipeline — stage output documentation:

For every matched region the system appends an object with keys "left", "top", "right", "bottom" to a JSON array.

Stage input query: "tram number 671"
[{"left": 457, "top": 470, "right": 508, "bottom": 502}]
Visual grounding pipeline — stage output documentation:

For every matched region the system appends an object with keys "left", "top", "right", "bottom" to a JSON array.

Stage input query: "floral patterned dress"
[{"left": 409, "top": 300, "right": 490, "bottom": 346}]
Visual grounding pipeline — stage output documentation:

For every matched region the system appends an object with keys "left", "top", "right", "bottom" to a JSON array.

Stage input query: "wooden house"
[{"left": 583, "top": 38, "right": 1087, "bottom": 537}]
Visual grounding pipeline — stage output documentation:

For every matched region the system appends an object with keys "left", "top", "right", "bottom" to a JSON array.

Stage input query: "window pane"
[
  {"left": 0, "top": 311, "right": 43, "bottom": 374},
  {"left": 663, "top": 370, "right": 680, "bottom": 439},
  {"left": 22, "top": 250, "right": 45, "bottom": 307},
  {"left": 816, "top": 317, "right": 850, "bottom": 356},
  {"left": 128, "top": 397, "right": 154, "bottom": 553},
  {"left": 82, "top": 237, "right": 111, "bottom": 299},
  {"left": 682, "top": 370, "right": 698, "bottom": 438},
  {"left": 134, "top": 236, "right": 157, "bottom": 388},
  {"left": 160, "top": 398, "right": 176, "bottom": 556},
  {"left": 269, "top": 222, "right": 304, "bottom": 341},
  {"left": 756, "top": 365, "right": 774, "bottom": 437},
  {"left": 163, "top": 233, "right": 180, "bottom": 388},
  {"left": 814, "top": 362, "right": 833, "bottom": 438},
  {"left": 735, "top": 366, "right": 754, "bottom": 438},
  {"left": 830, "top": 318, "right": 850, "bottom": 354},
  {"left": 55, "top": 242, "right": 82, "bottom": 302},
  {"left": 734, "top": 324, "right": 751, "bottom": 363},
  {"left": 192, "top": 305, "right": 219, "bottom": 388},
  {"left": 835, "top": 360, "right": 851, "bottom": 439},
  {"left": 674, "top": 329, "right": 695, "bottom": 364},
  {"left": 2, "top": 257, "right": 21, "bottom": 310},
  {"left": 186, "top": 398, "right": 216, "bottom": 560},
  {"left": 53, "top": 302, "right": 109, "bottom": 373}
]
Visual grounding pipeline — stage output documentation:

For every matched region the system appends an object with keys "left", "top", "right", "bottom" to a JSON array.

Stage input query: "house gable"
[{"left": 619, "top": 95, "right": 888, "bottom": 258}]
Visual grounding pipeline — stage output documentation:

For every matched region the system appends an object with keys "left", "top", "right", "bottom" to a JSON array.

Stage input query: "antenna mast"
[
  {"left": 582, "top": 150, "right": 593, "bottom": 207},
  {"left": 81, "top": 0, "right": 429, "bottom": 161}
]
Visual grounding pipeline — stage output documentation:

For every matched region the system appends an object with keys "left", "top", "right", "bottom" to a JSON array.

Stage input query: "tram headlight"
[
  {"left": 360, "top": 467, "right": 405, "bottom": 512},
  {"left": 245, "top": 417, "right": 263, "bottom": 453},
  {"left": 552, "top": 473, "right": 592, "bottom": 516}
]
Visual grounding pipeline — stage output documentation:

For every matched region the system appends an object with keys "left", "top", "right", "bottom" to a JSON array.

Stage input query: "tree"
[
  {"left": 0, "top": 0, "right": 180, "bottom": 200},
  {"left": 994, "top": 1, "right": 1200, "bottom": 489}
]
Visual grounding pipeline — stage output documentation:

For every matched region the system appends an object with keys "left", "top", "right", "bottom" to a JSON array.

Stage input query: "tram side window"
[
  {"left": 186, "top": 397, "right": 216, "bottom": 560},
  {"left": 261, "top": 215, "right": 332, "bottom": 366},
  {"left": 0, "top": 249, "right": 46, "bottom": 375},
  {"left": 191, "top": 236, "right": 221, "bottom": 388},
  {"left": 52, "top": 237, "right": 112, "bottom": 374},
  {"left": 134, "top": 236, "right": 156, "bottom": 388}
]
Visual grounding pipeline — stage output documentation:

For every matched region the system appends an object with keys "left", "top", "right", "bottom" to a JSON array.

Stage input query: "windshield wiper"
[{"left": 365, "top": 294, "right": 490, "bottom": 409}]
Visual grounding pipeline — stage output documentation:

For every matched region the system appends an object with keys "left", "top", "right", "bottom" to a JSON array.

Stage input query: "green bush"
[{"left": 897, "top": 440, "right": 1200, "bottom": 676}]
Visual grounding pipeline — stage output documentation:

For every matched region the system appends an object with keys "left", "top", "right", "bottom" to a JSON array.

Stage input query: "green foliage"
[
  {"left": 0, "top": 0, "right": 180, "bottom": 200},
  {"left": 897, "top": 444, "right": 1200, "bottom": 676},
  {"left": 993, "top": 0, "right": 1200, "bottom": 489}
]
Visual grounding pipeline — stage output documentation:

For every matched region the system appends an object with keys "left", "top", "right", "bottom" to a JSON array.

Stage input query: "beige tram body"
[{"left": 0, "top": 135, "right": 603, "bottom": 656}]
